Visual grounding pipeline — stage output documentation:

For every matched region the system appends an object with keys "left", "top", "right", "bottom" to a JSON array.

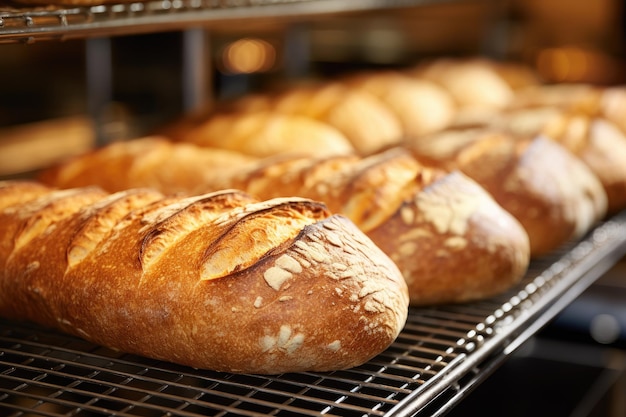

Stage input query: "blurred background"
[{"left": 0, "top": 0, "right": 624, "bottom": 133}]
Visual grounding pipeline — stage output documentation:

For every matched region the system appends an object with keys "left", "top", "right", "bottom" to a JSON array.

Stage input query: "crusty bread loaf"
[
  {"left": 39, "top": 136, "right": 258, "bottom": 196},
  {"left": 40, "top": 138, "right": 531, "bottom": 306},
  {"left": 486, "top": 107, "right": 626, "bottom": 215},
  {"left": 405, "top": 128, "right": 608, "bottom": 256},
  {"left": 0, "top": 180, "right": 409, "bottom": 374}
]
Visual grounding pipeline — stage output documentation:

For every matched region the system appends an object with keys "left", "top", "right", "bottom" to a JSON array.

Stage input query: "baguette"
[
  {"left": 0, "top": 180, "right": 409, "bottom": 374},
  {"left": 41, "top": 138, "right": 531, "bottom": 306},
  {"left": 405, "top": 128, "right": 608, "bottom": 256}
]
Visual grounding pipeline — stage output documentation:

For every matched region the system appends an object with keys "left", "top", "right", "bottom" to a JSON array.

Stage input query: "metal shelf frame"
[{"left": 0, "top": 0, "right": 470, "bottom": 43}]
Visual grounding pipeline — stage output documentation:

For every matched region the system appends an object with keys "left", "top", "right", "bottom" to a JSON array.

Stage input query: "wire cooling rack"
[{"left": 1, "top": 211, "right": 626, "bottom": 417}]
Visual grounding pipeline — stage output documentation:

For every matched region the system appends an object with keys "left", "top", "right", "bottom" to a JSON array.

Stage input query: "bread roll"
[
  {"left": 0, "top": 180, "right": 409, "bottom": 374},
  {"left": 40, "top": 138, "right": 531, "bottom": 306},
  {"left": 406, "top": 128, "right": 608, "bottom": 256}
]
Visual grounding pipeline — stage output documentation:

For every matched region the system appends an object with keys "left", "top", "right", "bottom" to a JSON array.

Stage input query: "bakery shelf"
[
  {"left": 2, "top": 210, "right": 625, "bottom": 417},
  {"left": 0, "top": 0, "right": 468, "bottom": 43}
]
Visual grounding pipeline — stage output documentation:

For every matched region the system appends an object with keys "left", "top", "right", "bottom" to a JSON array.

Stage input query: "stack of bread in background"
[{"left": 39, "top": 57, "right": 626, "bottom": 308}]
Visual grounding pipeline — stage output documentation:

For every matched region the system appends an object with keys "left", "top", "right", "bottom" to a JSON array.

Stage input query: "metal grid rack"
[
  {"left": 2, "top": 211, "right": 625, "bottom": 417},
  {"left": 0, "top": 0, "right": 464, "bottom": 43}
]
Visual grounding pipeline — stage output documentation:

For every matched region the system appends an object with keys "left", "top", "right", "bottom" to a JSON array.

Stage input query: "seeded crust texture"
[
  {"left": 40, "top": 138, "right": 531, "bottom": 306},
  {"left": 0, "top": 180, "right": 409, "bottom": 374}
]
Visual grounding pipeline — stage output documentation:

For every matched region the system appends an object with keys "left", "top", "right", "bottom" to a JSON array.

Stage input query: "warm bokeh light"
[
  {"left": 535, "top": 45, "right": 618, "bottom": 84},
  {"left": 221, "top": 38, "right": 276, "bottom": 74},
  {"left": 536, "top": 46, "right": 588, "bottom": 82}
]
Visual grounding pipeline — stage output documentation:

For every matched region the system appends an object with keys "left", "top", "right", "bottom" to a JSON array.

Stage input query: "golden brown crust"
[
  {"left": 39, "top": 136, "right": 257, "bottom": 195},
  {"left": 488, "top": 107, "right": 626, "bottom": 214},
  {"left": 366, "top": 171, "right": 530, "bottom": 305},
  {"left": 406, "top": 128, "right": 608, "bottom": 256},
  {"left": 0, "top": 180, "right": 409, "bottom": 374},
  {"left": 406, "top": 58, "right": 542, "bottom": 128},
  {"left": 40, "top": 140, "right": 531, "bottom": 306},
  {"left": 189, "top": 146, "right": 530, "bottom": 305}
]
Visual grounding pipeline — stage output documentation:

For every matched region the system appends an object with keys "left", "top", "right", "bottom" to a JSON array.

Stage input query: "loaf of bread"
[
  {"left": 407, "top": 58, "right": 540, "bottom": 126},
  {"left": 511, "top": 82, "right": 626, "bottom": 135},
  {"left": 340, "top": 70, "right": 456, "bottom": 138},
  {"left": 405, "top": 128, "right": 608, "bottom": 256},
  {"left": 173, "top": 110, "right": 355, "bottom": 158},
  {"left": 41, "top": 137, "right": 531, "bottom": 306},
  {"left": 0, "top": 180, "right": 409, "bottom": 374},
  {"left": 0, "top": 116, "right": 95, "bottom": 176},
  {"left": 486, "top": 107, "right": 626, "bottom": 215},
  {"left": 39, "top": 136, "right": 258, "bottom": 195},
  {"left": 177, "top": 82, "right": 403, "bottom": 156}
]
